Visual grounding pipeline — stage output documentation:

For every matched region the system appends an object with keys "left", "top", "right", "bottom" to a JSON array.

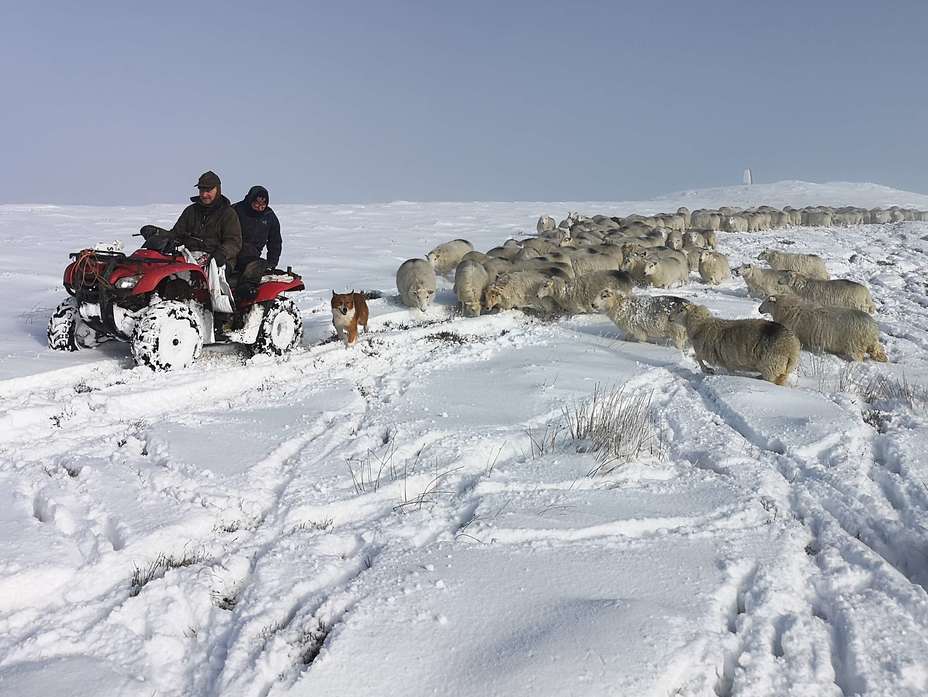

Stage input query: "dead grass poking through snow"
[
  {"left": 562, "top": 384, "right": 663, "bottom": 476},
  {"left": 129, "top": 548, "right": 204, "bottom": 597}
]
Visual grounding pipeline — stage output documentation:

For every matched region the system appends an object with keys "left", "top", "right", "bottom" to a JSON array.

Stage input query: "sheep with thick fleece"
[
  {"left": 757, "top": 248, "right": 829, "bottom": 280},
  {"left": 665, "top": 229, "right": 684, "bottom": 250},
  {"left": 643, "top": 256, "right": 689, "bottom": 288},
  {"left": 396, "top": 258, "right": 437, "bottom": 312},
  {"left": 536, "top": 270, "right": 634, "bottom": 314},
  {"left": 672, "top": 304, "right": 800, "bottom": 385},
  {"left": 484, "top": 269, "right": 568, "bottom": 312},
  {"left": 677, "top": 206, "right": 692, "bottom": 228},
  {"left": 461, "top": 250, "right": 491, "bottom": 265},
  {"left": 684, "top": 230, "right": 716, "bottom": 249},
  {"left": 804, "top": 210, "right": 833, "bottom": 226},
  {"left": 774, "top": 271, "right": 876, "bottom": 314},
  {"left": 736, "top": 264, "right": 789, "bottom": 299},
  {"left": 486, "top": 245, "right": 520, "bottom": 260},
  {"left": 453, "top": 260, "right": 490, "bottom": 318},
  {"left": 564, "top": 247, "right": 623, "bottom": 276},
  {"left": 482, "top": 257, "right": 512, "bottom": 284},
  {"left": 537, "top": 215, "right": 558, "bottom": 234},
  {"left": 698, "top": 251, "right": 731, "bottom": 285},
  {"left": 690, "top": 211, "right": 722, "bottom": 231},
  {"left": 511, "top": 258, "right": 575, "bottom": 278},
  {"left": 758, "top": 295, "right": 887, "bottom": 362},
  {"left": 592, "top": 289, "right": 690, "bottom": 349},
  {"left": 426, "top": 239, "right": 474, "bottom": 275},
  {"left": 723, "top": 215, "right": 749, "bottom": 232}
]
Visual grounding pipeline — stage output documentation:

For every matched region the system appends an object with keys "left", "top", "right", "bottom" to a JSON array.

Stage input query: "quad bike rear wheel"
[
  {"left": 47, "top": 297, "right": 98, "bottom": 351},
  {"left": 254, "top": 297, "right": 303, "bottom": 356},
  {"left": 131, "top": 301, "right": 203, "bottom": 371}
]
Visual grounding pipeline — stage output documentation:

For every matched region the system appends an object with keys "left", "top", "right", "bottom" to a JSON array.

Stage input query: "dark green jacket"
[{"left": 170, "top": 194, "right": 242, "bottom": 268}]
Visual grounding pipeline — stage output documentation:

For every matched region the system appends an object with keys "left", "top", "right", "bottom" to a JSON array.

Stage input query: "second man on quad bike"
[
  {"left": 171, "top": 171, "right": 242, "bottom": 270},
  {"left": 233, "top": 185, "right": 282, "bottom": 299}
]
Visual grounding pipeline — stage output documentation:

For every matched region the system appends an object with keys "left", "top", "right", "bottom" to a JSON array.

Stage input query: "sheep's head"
[
  {"left": 537, "top": 276, "right": 565, "bottom": 300},
  {"left": 671, "top": 303, "right": 709, "bottom": 325},
  {"left": 776, "top": 271, "right": 799, "bottom": 287},
  {"left": 425, "top": 251, "right": 439, "bottom": 266},
  {"left": 733, "top": 263, "right": 753, "bottom": 278},
  {"left": 643, "top": 261, "right": 659, "bottom": 277},
  {"left": 412, "top": 285, "right": 435, "bottom": 311},
  {"left": 758, "top": 295, "right": 778, "bottom": 315},
  {"left": 591, "top": 287, "right": 617, "bottom": 311},
  {"left": 756, "top": 249, "right": 770, "bottom": 262}
]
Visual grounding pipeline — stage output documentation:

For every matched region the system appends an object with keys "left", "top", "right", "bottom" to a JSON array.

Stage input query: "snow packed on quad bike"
[{"left": 47, "top": 225, "right": 305, "bottom": 371}]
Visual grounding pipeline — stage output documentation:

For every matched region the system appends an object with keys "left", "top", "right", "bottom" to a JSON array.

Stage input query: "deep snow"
[{"left": 1, "top": 181, "right": 927, "bottom": 696}]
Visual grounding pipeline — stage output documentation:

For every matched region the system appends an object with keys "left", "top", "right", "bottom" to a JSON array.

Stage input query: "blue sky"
[{"left": 2, "top": 1, "right": 926, "bottom": 203}]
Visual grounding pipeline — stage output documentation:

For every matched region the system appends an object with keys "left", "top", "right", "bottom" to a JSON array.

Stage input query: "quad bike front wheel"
[
  {"left": 253, "top": 297, "right": 303, "bottom": 356},
  {"left": 47, "top": 297, "right": 99, "bottom": 351},
  {"left": 131, "top": 301, "right": 203, "bottom": 371}
]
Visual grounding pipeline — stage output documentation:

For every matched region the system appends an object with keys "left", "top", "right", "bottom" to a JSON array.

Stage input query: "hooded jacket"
[
  {"left": 233, "top": 185, "right": 282, "bottom": 269},
  {"left": 170, "top": 192, "right": 242, "bottom": 268}
]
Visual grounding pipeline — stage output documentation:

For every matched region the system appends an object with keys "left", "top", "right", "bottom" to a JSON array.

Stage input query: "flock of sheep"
[{"left": 395, "top": 203, "right": 924, "bottom": 385}]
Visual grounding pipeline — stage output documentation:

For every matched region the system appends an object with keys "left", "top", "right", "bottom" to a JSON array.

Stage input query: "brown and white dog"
[{"left": 331, "top": 290, "right": 369, "bottom": 346}]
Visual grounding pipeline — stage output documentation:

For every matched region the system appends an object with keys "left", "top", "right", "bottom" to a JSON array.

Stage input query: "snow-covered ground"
[{"left": 1, "top": 181, "right": 927, "bottom": 696}]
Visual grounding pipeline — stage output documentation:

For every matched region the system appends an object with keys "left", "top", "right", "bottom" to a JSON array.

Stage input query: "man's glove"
[{"left": 212, "top": 251, "right": 226, "bottom": 267}]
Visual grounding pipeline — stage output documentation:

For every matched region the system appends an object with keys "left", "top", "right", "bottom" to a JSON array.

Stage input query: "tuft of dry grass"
[
  {"left": 130, "top": 548, "right": 203, "bottom": 597},
  {"left": 562, "top": 384, "right": 663, "bottom": 476}
]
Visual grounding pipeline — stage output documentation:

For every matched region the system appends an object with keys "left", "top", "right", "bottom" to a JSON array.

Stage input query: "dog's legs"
[{"left": 347, "top": 325, "right": 358, "bottom": 346}]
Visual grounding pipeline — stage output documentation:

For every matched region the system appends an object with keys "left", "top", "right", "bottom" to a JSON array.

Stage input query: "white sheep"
[
  {"left": 804, "top": 210, "right": 833, "bottom": 227},
  {"left": 461, "top": 250, "right": 491, "bottom": 265},
  {"left": 564, "top": 247, "right": 623, "bottom": 276},
  {"left": 643, "top": 256, "right": 689, "bottom": 288},
  {"left": 758, "top": 295, "right": 887, "bottom": 362},
  {"left": 746, "top": 212, "right": 770, "bottom": 233},
  {"left": 723, "top": 215, "right": 749, "bottom": 233},
  {"left": 690, "top": 211, "right": 722, "bottom": 231},
  {"left": 672, "top": 304, "right": 800, "bottom": 385},
  {"left": 537, "top": 215, "right": 558, "bottom": 235},
  {"left": 482, "top": 257, "right": 512, "bottom": 284},
  {"left": 426, "top": 239, "right": 474, "bottom": 275},
  {"left": 484, "top": 269, "right": 568, "bottom": 312},
  {"left": 698, "top": 251, "right": 731, "bottom": 285},
  {"left": 510, "top": 258, "right": 575, "bottom": 278},
  {"left": 684, "top": 230, "right": 716, "bottom": 249},
  {"left": 736, "top": 264, "right": 788, "bottom": 298},
  {"left": 536, "top": 270, "right": 634, "bottom": 314},
  {"left": 592, "top": 288, "right": 690, "bottom": 349},
  {"left": 396, "top": 258, "right": 437, "bottom": 311},
  {"left": 486, "top": 245, "right": 520, "bottom": 260},
  {"left": 774, "top": 271, "right": 876, "bottom": 314},
  {"left": 521, "top": 238, "right": 560, "bottom": 255},
  {"left": 665, "top": 229, "right": 684, "bottom": 250},
  {"left": 453, "top": 259, "right": 490, "bottom": 318},
  {"left": 757, "top": 248, "right": 829, "bottom": 280},
  {"left": 677, "top": 206, "right": 692, "bottom": 228}
]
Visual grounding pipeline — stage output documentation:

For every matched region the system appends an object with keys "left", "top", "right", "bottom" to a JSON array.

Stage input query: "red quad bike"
[{"left": 47, "top": 226, "right": 305, "bottom": 371}]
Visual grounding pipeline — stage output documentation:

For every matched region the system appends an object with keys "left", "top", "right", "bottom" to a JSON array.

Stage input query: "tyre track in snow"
[
  {"left": 0, "top": 312, "right": 549, "bottom": 695},
  {"left": 0, "top": 318, "right": 442, "bottom": 683},
  {"left": 656, "top": 363, "right": 928, "bottom": 696}
]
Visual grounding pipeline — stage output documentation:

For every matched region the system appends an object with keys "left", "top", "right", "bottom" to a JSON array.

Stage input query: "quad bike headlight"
[{"left": 115, "top": 274, "right": 142, "bottom": 289}]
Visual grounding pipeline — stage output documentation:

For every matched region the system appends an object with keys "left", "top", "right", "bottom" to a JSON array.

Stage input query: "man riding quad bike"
[{"left": 47, "top": 225, "right": 305, "bottom": 371}]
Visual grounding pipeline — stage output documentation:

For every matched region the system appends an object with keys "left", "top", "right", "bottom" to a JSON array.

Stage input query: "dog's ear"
[{"left": 332, "top": 290, "right": 337, "bottom": 297}]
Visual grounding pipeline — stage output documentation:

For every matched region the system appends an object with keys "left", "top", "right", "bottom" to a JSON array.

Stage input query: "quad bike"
[{"left": 47, "top": 226, "right": 305, "bottom": 371}]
